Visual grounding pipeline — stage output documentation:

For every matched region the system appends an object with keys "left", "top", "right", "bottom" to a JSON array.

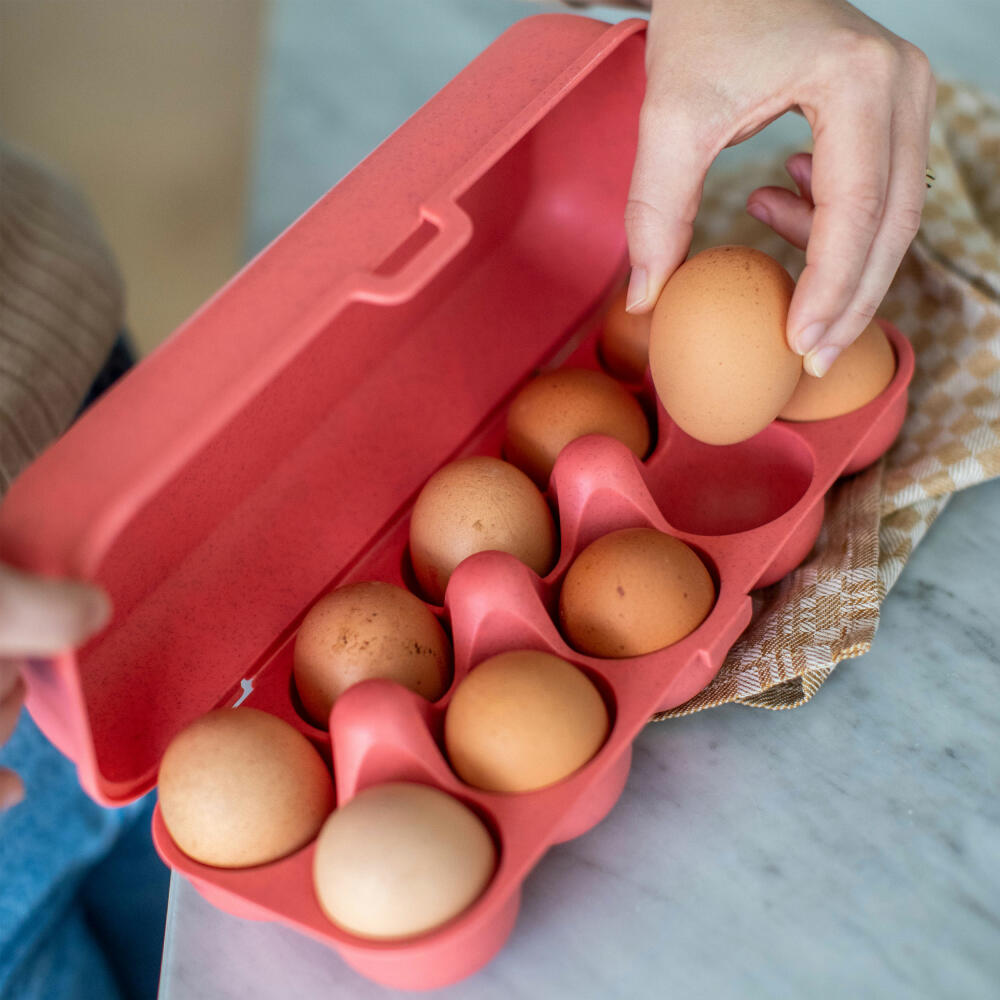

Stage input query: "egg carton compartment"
[
  {"left": 150, "top": 295, "right": 912, "bottom": 989},
  {"left": 154, "top": 553, "right": 639, "bottom": 989}
]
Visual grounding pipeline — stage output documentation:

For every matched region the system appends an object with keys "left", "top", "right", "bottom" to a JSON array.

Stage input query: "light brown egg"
[
  {"left": 312, "top": 782, "right": 495, "bottom": 940},
  {"left": 779, "top": 320, "right": 896, "bottom": 421},
  {"left": 559, "top": 527, "right": 715, "bottom": 658},
  {"left": 649, "top": 246, "right": 802, "bottom": 445},
  {"left": 409, "top": 456, "right": 557, "bottom": 605},
  {"left": 293, "top": 581, "right": 451, "bottom": 727},
  {"left": 444, "top": 649, "right": 608, "bottom": 793},
  {"left": 158, "top": 708, "right": 334, "bottom": 868},
  {"left": 504, "top": 367, "right": 650, "bottom": 486},
  {"left": 599, "top": 283, "right": 651, "bottom": 382}
]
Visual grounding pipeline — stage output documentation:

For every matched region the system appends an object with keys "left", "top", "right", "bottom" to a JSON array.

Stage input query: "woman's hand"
[
  {"left": 625, "top": 0, "right": 935, "bottom": 376},
  {"left": 0, "top": 564, "right": 110, "bottom": 809}
]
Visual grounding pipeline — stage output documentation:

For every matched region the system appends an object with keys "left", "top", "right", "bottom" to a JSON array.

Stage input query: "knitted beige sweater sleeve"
[{"left": 0, "top": 140, "right": 123, "bottom": 494}]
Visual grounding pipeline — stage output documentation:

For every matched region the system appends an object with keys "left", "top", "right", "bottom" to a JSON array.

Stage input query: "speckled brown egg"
[
  {"left": 599, "top": 283, "right": 651, "bottom": 382},
  {"left": 158, "top": 707, "right": 334, "bottom": 868},
  {"left": 780, "top": 320, "right": 896, "bottom": 421},
  {"left": 313, "top": 782, "right": 496, "bottom": 940},
  {"left": 504, "top": 367, "right": 650, "bottom": 486},
  {"left": 559, "top": 527, "right": 715, "bottom": 658},
  {"left": 409, "top": 456, "right": 557, "bottom": 605},
  {"left": 444, "top": 650, "right": 608, "bottom": 793},
  {"left": 293, "top": 581, "right": 451, "bottom": 726},
  {"left": 649, "top": 246, "right": 802, "bottom": 445}
]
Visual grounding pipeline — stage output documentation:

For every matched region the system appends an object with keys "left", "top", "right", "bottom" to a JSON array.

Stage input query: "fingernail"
[
  {"left": 625, "top": 266, "right": 649, "bottom": 313},
  {"left": 746, "top": 201, "right": 772, "bottom": 227},
  {"left": 795, "top": 322, "right": 826, "bottom": 355},
  {"left": 804, "top": 345, "right": 841, "bottom": 377}
]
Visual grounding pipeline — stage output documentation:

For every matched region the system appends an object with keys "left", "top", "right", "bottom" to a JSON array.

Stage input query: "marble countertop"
[{"left": 158, "top": 477, "right": 1000, "bottom": 1000}]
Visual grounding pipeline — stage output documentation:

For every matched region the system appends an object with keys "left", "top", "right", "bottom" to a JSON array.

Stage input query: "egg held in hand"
[
  {"left": 293, "top": 581, "right": 451, "bottom": 726},
  {"left": 599, "top": 282, "right": 651, "bottom": 382},
  {"left": 444, "top": 649, "right": 609, "bottom": 793},
  {"left": 649, "top": 245, "right": 802, "bottom": 445},
  {"left": 312, "top": 782, "right": 496, "bottom": 940},
  {"left": 409, "top": 456, "right": 557, "bottom": 605},
  {"left": 158, "top": 707, "right": 334, "bottom": 868},
  {"left": 504, "top": 367, "right": 650, "bottom": 487},
  {"left": 559, "top": 527, "right": 715, "bottom": 658},
  {"left": 779, "top": 320, "right": 896, "bottom": 421}
]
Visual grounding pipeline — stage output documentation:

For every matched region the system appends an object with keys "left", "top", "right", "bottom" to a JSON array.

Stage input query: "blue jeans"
[{"left": 0, "top": 335, "right": 168, "bottom": 1000}]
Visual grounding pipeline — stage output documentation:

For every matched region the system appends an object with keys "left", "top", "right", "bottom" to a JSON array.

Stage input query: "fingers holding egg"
[
  {"left": 779, "top": 320, "right": 896, "bottom": 421},
  {"left": 649, "top": 246, "right": 802, "bottom": 445}
]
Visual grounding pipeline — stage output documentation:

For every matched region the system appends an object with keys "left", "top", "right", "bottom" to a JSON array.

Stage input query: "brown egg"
[
  {"left": 504, "top": 367, "right": 650, "bottom": 486},
  {"left": 409, "top": 456, "right": 557, "bottom": 604},
  {"left": 649, "top": 246, "right": 802, "bottom": 445},
  {"left": 780, "top": 320, "right": 896, "bottom": 421},
  {"left": 599, "top": 283, "right": 651, "bottom": 382},
  {"left": 293, "top": 581, "right": 451, "bottom": 726},
  {"left": 158, "top": 708, "right": 334, "bottom": 868},
  {"left": 313, "top": 782, "right": 495, "bottom": 940},
  {"left": 444, "top": 650, "right": 608, "bottom": 793},
  {"left": 559, "top": 527, "right": 715, "bottom": 658}
]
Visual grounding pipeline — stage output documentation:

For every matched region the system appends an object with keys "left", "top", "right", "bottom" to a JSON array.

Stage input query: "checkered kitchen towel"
[{"left": 654, "top": 80, "right": 1000, "bottom": 718}]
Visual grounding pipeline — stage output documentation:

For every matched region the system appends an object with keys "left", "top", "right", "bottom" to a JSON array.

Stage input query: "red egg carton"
[{"left": 0, "top": 13, "right": 912, "bottom": 992}]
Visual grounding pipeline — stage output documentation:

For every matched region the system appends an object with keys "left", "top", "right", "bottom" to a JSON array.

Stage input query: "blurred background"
[{"left": 1, "top": 0, "right": 998, "bottom": 356}]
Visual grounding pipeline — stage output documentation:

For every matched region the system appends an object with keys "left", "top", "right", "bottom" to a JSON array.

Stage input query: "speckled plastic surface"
[{"left": 0, "top": 14, "right": 912, "bottom": 991}]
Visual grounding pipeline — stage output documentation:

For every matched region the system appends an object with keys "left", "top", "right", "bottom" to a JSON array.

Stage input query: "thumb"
[
  {"left": 0, "top": 564, "right": 111, "bottom": 656},
  {"left": 624, "top": 102, "right": 710, "bottom": 314}
]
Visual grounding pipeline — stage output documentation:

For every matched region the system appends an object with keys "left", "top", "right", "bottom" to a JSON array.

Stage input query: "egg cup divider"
[{"left": 0, "top": 13, "right": 914, "bottom": 992}]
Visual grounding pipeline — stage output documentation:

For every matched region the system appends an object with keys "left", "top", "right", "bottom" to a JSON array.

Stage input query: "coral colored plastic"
[{"left": 0, "top": 14, "right": 913, "bottom": 991}]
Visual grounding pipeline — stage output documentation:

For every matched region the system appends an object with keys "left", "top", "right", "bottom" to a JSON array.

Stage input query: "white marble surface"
[
  {"left": 160, "top": 3, "right": 1000, "bottom": 997},
  {"left": 159, "top": 478, "right": 1000, "bottom": 999}
]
